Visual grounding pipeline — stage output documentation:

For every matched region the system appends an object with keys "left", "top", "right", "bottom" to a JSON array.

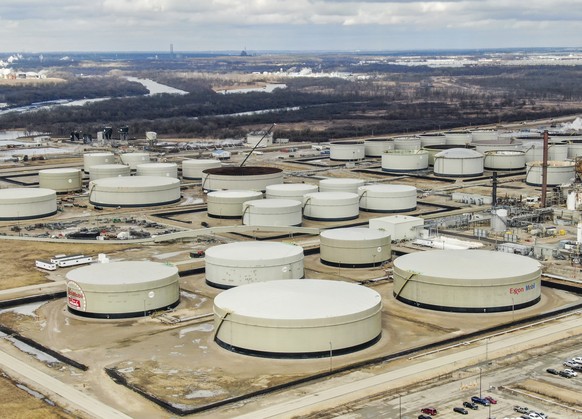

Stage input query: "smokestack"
[{"left": 541, "top": 130, "right": 549, "bottom": 208}]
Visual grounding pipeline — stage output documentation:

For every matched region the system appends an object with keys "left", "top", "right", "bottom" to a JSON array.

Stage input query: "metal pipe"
[{"left": 541, "top": 130, "right": 549, "bottom": 207}]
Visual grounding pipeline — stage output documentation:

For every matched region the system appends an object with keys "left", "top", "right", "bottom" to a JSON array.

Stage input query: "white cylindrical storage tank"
[
  {"left": 320, "top": 227, "right": 391, "bottom": 268},
  {"left": 393, "top": 137, "right": 421, "bottom": 151},
  {"left": 202, "top": 166, "right": 284, "bottom": 192},
  {"left": 418, "top": 133, "right": 446, "bottom": 147},
  {"left": 207, "top": 190, "right": 263, "bottom": 218},
  {"left": 329, "top": 141, "right": 365, "bottom": 161},
  {"left": 120, "top": 152, "right": 151, "bottom": 169},
  {"left": 358, "top": 184, "right": 417, "bottom": 213},
  {"left": 242, "top": 199, "right": 303, "bottom": 227},
  {"left": 205, "top": 242, "right": 304, "bottom": 289},
  {"left": 89, "top": 164, "right": 131, "bottom": 181},
  {"left": 393, "top": 250, "right": 541, "bottom": 313},
  {"left": 38, "top": 168, "right": 82, "bottom": 193},
  {"left": 364, "top": 139, "right": 394, "bottom": 157},
  {"left": 444, "top": 131, "right": 472, "bottom": 145},
  {"left": 483, "top": 151, "right": 526, "bottom": 171},
  {"left": 381, "top": 150, "right": 429, "bottom": 172},
  {"left": 136, "top": 162, "right": 178, "bottom": 178},
  {"left": 523, "top": 142, "right": 568, "bottom": 163},
  {"left": 303, "top": 192, "right": 359, "bottom": 221},
  {"left": 213, "top": 279, "right": 382, "bottom": 357},
  {"left": 65, "top": 261, "right": 180, "bottom": 319},
  {"left": 434, "top": 148, "right": 484, "bottom": 177},
  {"left": 0, "top": 188, "right": 57, "bottom": 221},
  {"left": 491, "top": 208, "right": 508, "bottom": 232},
  {"left": 319, "top": 178, "right": 365, "bottom": 194},
  {"left": 265, "top": 183, "right": 318, "bottom": 202},
  {"left": 472, "top": 139, "right": 524, "bottom": 154},
  {"left": 89, "top": 176, "right": 181, "bottom": 207},
  {"left": 145, "top": 131, "right": 157, "bottom": 142},
  {"left": 83, "top": 152, "right": 115, "bottom": 173},
  {"left": 525, "top": 161, "right": 576, "bottom": 186},
  {"left": 182, "top": 159, "right": 221, "bottom": 180},
  {"left": 567, "top": 141, "right": 582, "bottom": 159},
  {"left": 471, "top": 130, "right": 499, "bottom": 141},
  {"left": 422, "top": 144, "right": 477, "bottom": 166}
]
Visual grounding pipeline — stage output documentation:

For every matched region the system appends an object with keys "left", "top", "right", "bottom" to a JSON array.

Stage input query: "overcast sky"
[{"left": 1, "top": 0, "right": 581, "bottom": 52}]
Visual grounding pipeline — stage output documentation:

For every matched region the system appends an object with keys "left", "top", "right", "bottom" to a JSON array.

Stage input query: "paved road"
[
  {"left": 234, "top": 315, "right": 582, "bottom": 419},
  {"left": 0, "top": 349, "right": 132, "bottom": 419}
]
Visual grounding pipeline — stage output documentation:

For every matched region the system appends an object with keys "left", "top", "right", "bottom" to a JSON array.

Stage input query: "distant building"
[{"left": 246, "top": 131, "right": 273, "bottom": 148}]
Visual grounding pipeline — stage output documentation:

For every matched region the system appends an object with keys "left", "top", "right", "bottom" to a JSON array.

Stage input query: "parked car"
[
  {"left": 418, "top": 415, "right": 432, "bottom": 419},
  {"left": 453, "top": 407, "right": 469, "bottom": 415},
  {"left": 421, "top": 407, "right": 437, "bottom": 415},
  {"left": 563, "top": 368, "right": 578, "bottom": 377},
  {"left": 559, "top": 370, "right": 574, "bottom": 378},
  {"left": 571, "top": 356, "right": 582, "bottom": 364},
  {"left": 528, "top": 413, "right": 541, "bottom": 418},
  {"left": 484, "top": 395, "right": 497, "bottom": 404},
  {"left": 535, "top": 412, "right": 548, "bottom": 419},
  {"left": 546, "top": 368, "right": 559, "bottom": 375},
  {"left": 471, "top": 396, "right": 490, "bottom": 406},
  {"left": 463, "top": 401, "right": 478, "bottom": 410},
  {"left": 514, "top": 405, "right": 530, "bottom": 413},
  {"left": 563, "top": 360, "right": 581, "bottom": 369}
]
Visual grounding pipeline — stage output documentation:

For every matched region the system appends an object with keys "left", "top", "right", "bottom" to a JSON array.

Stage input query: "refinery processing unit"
[{"left": 2, "top": 119, "right": 582, "bottom": 419}]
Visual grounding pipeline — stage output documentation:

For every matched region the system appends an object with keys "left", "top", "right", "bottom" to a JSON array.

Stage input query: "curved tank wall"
[
  {"left": 66, "top": 261, "right": 180, "bottom": 319},
  {"left": 433, "top": 148, "right": 484, "bottom": 177},
  {"left": 319, "top": 178, "right": 365, "bottom": 194},
  {"left": 89, "top": 164, "right": 131, "bottom": 181},
  {"left": 38, "top": 168, "right": 82, "bottom": 193},
  {"left": 364, "top": 139, "right": 394, "bottom": 157},
  {"left": 418, "top": 133, "right": 446, "bottom": 147},
  {"left": 566, "top": 140, "right": 582, "bottom": 159},
  {"left": 483, "top": 151, "right": 526, "bottom": 171},
  {"left": 381, "top": 150, "right": 429, "bottom": 172},
  {"left": 266, "top": 183, "right": 318, "bottom": 202},
  {"left": 202, "top": 166, "right": 284, "bottom": 192},
  {"left": 330, "top": 141, "right": 365, "bottom": 161},
  {"left": 320, "top": 227, "right": 391, "bottom": 268},
  {"left": 242, "top": 199, "right": 303, "bottom": 226},
  {"left": 393, "top": 137, "right": 421, "bottom": 151},
  {"left": 523, "top": 142, "right": 568, "bottom": 163},
  {"left": 422, "top": 144, "right": 477, "bottom": 166},
  {"left": 89, "top": 176, "right": 181, "bottom": 207},
  {"left": 207, "top": 190, "right": 263, "bottom": 218},
  {"left": 136, "top": 163, "right": 178, "bottom": 178},
  {"left": 83, "top": 152, "right": 115, "bottom": 173},
  {"left": 213, "top": 279, "right": 382, "bottom": 358},
  {"left": 0, "top": 188, "right": 57, "bottom": 221},
  {"left": 444, "top": 131, "right": 472, "bottom": 145},
  {"left": 182, "top": 159, "right": 221, "bottom": 180},
  {"left": 303, "top": 192, "right": 359, "bottom": 221},
  {"left": 525, "top": 161, "right": 576, "bottom": 186},
  {"left": 470, "top": 130, "right": 499, "bottom": 141},
  {"left": 120, "top": 152, "right": 151, "bottom": 169},
  {"left": 205, "top": 242, "right": 304, "bottom": 289},
  {"left": 473, "top": 139, "right": 523, "bottom": 154},
  {"left": 393, "top": 250, "right": 541, "bottom": 313},
  {"left": 358, "top": 184, "right": 417, "bottom": 213}
]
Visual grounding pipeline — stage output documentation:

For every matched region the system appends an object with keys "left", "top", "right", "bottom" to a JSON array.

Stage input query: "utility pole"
[{"left": 541, "top": 130, "right": 549, "bottom": 208}]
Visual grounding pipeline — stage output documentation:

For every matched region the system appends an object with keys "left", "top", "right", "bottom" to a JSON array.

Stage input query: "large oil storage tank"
[
  {"left": 393, "top": 137, "right": 421, "bottom": 151},
  {"left": 364, "top": 138, "right": 394, "bottom": 157},
  {"left": 418, "top": 133, "right": 446, "bottom": 147},
  {"left": 320, "top": 227, "right": 391, "bottom": 268},
  {"left": 393, "top": 250, "right": 541, "bottom": 313},
  {"left": 444, "top": 131, "right": 472, "bottom": 145},
  {"left": 303, "top": 192, "right": 359, "bottom": 221},
  {"left": 483, "top": 150, "right": 526, "bottom": 171},
  {"left": 319, "top": 178, "right": 365, "bottom": 194},
  {"left": 242, "top": 199, "right": 303, "bottom": 226},
  {"left": 38, "top": 168, "right": 82, "bottom": 193},
  {"left": 472, "top": 139, "right": 523, "bottom": 154},
  {"left": 434, "top": 148, "right": 484, "bottom": 177},
  {"left": 83, "top": 152, "right": 115, "bottom": 173},
  {"left": 182, "top": 159, "right": 221, "bottom": 180},
  {"left": 423, "top": 144, "right": 477, "bottom": 166},
  {"left": 202, "top": 166, "right": 283, "bottom": 192},
  {"left": 330, "top": 141, "right": 365, "bottom": 161},
  {"left": 205, "top": 242, "right": 304, "bottom": 289},
  {"left": 471, "top": 130, "right": 499, "bottom": 141},
  {"left": 65, "top": 261, "right": 180, "bottom": 319},
  {"left": 0, "top": 188, "right": 57, "bottom": 221},
  {"left": 120, "top": 152, "right": 151, "bottom": 169},
  {"left": 265, "top": 183, "right": 318, "bottom": 202},
  {"left": 89, "top": 176, "right": 181, "bottom": 207},
  {"left": 358, "top": 184, "right": 417, "bottom": 213},
  {"left": 207, "top": 190, "right": 263, "bottom": 218},
  {"left": 136, "top": 162, "right": 178, "bottom": 178},
  {"left": 566, "top": 140, "right": 582, "bottom": 159},
  {"left": 525, "top": 161, "right": 576, "bottom": 186},
  {"left": 89, "top": 164, "right": 131, "bottom": 181},
  {"left": 381, "top": 150, "right": 429, "bottom": 172},
  {"left": 213, "top": 279, "right": 382, "bottom": 357},
  {"left": 521, "top": 139, "right": 568, "bottom": 162}
]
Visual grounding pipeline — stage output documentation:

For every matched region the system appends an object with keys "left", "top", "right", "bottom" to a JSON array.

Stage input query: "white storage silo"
[
  {"left": 66, "top": 261, "right": 180, "bottom": 319},
  {"left": 83, "top": 152, "right": 115, "bottom": 173},
  {"left": 145, "top": 131, "right": 157, "bottom": 142},
  {"left": 303, "top": 192, "right": 359, "bottom": 221},
  {"left": 213, "top": 279, "right": 382, "bottom": 357},
  {"left": 207, "top": 190, "right": 263, "bottom": 218},
  {"left": 472, "top": 139, "right": 523, "bottom": 154},
  {"left": 422, "top": 144, "right": 477, "bottom": 166},
  {"left": 202, "top": 166, "right": 284, "bottom": 192},
  {"left": 522, "top": 140, "right": 568, "bottom": 162},
  {"left": 38, "top": 168, "right": 82, "bottom": 193},
  {"left": 266, "top": 183, "right": 318, "bottom": 202},
  {"left": 358, "top": 184, "right": 417, "bottom": 213},
  {"left": 393, "top": 250, "right": 541, "bottom": 313},
  {"left": 182, "top": 159, "right": 221, "bottom": 180},
  {"left": 205, "top": 242, "right": 304, "bottom": 289},
  {"left": 136, "top": 162, "right": 178, "bottom": 178},
  {"left": 0, "top": 188, "right": 57, "bottom": 221},
  {"left": 89, "top": 176, "right": 181, "bottom": 207},
  {"left": 567, "top": 141, "right": 582, "bottom": 159},
  {"left": 393, "top": 137, "right": 421, "bottom": 151},
  {"left": 525, "top": 161, "right": 576, "bottom": 186},
  {"left": 242, "top": 199, "right": 303, "bottom": 227},
  {"left": 434, "top": 148, "right": 484, "bottom": 177},
  {"left": 471, "top": 130, "right": 499, "bottom": 141},
  {"left": 444, "top": 131, "right": 472, "bottom": 145},
  {"left": 381, "top": 150, "right": 429, "bottom": 172},
  {"left": 319, "top": 178, "right": 365, "bottom": 194},
  {"left": 330, "top": 141, "right": 365, "bottom": 161},
  {"left": 418, "top": 133, "right": 446, "bottom": 147},
  {"left": 320, "top": 227, "right": 391, "bottom": 268},
  {"left": 491, "top": 208, "right": 508, "bottom": 232},
  {"left": 364, "top": 139, "right": 394, "bottom": 157},
  {"left": 483, "top": 151, "right": 526, "bottom": 171},
  {"left": 120, "top": 152, "right": 151, "bottom": 169},
  {"left": 89, "top": 164, "right": 131, "bottom": 181}
]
